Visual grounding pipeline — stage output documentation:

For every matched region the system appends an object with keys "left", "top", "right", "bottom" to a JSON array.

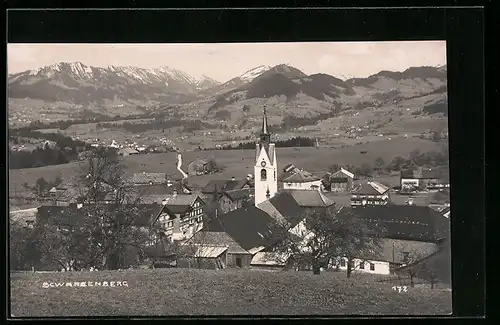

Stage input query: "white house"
[{"left": 282, "top": 169, "right": 323, "bottom": 191}]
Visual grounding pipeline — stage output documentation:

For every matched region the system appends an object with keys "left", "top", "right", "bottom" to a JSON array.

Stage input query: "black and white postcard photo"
[{"left": 8, "top": 41, "right": 452, "bottom": 316}]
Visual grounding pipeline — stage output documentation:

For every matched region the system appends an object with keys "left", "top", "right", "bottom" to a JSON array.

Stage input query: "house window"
[
  {"left": 274, "top": 171, "right": 276, "bottom": 180},
  {"left": 402, "top": 252, "right": 410, "bottom": 263},
  {"left": 340, "top": 258, "right": 346, "bottom": 267},
  {"left": 360, "top": 261, "right": 365, "bottom": 269},
  {"left": 261, "top": 169, "right": 267, "bottom": 181},
  {"left": 369, "top": 263, "right": 375, "bottom": 271}
]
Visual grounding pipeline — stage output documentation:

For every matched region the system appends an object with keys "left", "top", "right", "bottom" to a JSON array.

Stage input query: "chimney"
[
  {"left": 231, "top": 177, "right": 235, "bottom": 181},
  {"left": 77, "top": 203, "right": 83, "bottom": 209}
]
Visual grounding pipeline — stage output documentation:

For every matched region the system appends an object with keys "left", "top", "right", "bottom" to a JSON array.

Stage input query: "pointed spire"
[{"left": 261, "top": 104, "right": 269, "bottom": 135}]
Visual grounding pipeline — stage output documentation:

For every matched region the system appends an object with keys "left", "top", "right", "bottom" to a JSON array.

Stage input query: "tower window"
[{"left": 260, "top": 169, "right": 267, "bottom": 181}]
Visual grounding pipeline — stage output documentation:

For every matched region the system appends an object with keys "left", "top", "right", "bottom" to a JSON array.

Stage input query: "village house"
[
  {"left": 118, "top": 147, "right": 139, "bottom": 156},
  {"left": 400, "top": 166, "right": 450, "bottom": 192},
  {"left": 216, "top": 188, "right": 253, "bottom": 214},
  {"left": 202, "top": 205, "right": 280, "bottom": 260},
  {"left": 187, "top": 159, "right": 211, "bottom": 176},
  {"left": 201, "top": 178, "right": 252, "bottom": 197},
  {"left": 152, "top": 194, "right": 205, "bottom": 242},
  {"left": 351, "top": 181, "right": 391, "bottom": 207},
  {"left": 322, "top": 168, "right": 355, "bottom": 192},
  {"left": 183, "top": 231, "right": 252, "bottom": 269},
  {"left": 281, "top": 169, "right": 323, "bottom": 191},
  {"left": 334, "top": 205, "right": 450, "bottom": 275}
]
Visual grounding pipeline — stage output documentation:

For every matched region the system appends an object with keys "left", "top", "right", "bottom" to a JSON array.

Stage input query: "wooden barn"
[{"left": 322, "top": 168, "right": 355, "bottom": 192}]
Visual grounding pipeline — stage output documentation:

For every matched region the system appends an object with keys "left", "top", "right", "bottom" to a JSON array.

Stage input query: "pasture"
[
  {"left": 8, "top": 137, "right": 445, "bottom": 192},
  {"left": 10, "top": 268, "right": 452, "bottom": 317}
]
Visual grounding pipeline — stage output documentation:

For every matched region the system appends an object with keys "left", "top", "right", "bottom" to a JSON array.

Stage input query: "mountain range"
[{"left": 8, "top": 61, "right": 448, "bottom": 121}]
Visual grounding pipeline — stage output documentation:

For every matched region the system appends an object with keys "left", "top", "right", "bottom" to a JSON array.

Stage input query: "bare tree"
[{"left": 267, "top": 206, "right": 384, "bottom": 277}]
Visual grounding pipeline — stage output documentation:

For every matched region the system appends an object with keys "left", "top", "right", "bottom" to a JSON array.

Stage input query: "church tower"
[{"left": 254, "top": 105, "right": 278, "bottom": 206}]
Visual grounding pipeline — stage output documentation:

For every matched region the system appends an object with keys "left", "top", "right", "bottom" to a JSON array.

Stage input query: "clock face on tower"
[{"left": 261, "top": 161, "right": 266, "bottom": 167}]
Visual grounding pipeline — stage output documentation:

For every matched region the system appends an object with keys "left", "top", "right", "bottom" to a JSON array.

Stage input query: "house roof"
[
  {"left": 329, "top": 168, "right": 355, "bottom": 179},
  {"left": 283, "top": 170, "right": 321, "bottom": 183},
  {"left": 251, "top": 252, "right": 290, "bottom": 266},
  {"left": 340, "top": 205, "right": 450, "bottom": 243},
  {"left": 159, "top": 194, "right": 202, "bottom": 215},
  {"left": 119, "top": 147, "right": 138, "bottom": 154},
  {"left": 268, "top": 191, "right": 307, "bottom": 227},
  {"left": 286, "top": 190, "right": 336, "bottom": 207},
  {"left": 401, "top": 167, "right": 450, "bottom": 181},
  {"left": 360, "top": 238, "right": 439, "bottom": 264},
  {"left": 186, "top": 231, "right": 250, "bottom": 254},
  {"left": 203, "top": 205, "right": 280, "bottom": 251},
  {"left": 283, "top": 163, "right": 295, "bottom": 172},
  {"left": 129, "top": 173, "right": 166, "bottom": 185},
  {"left": 395, "top": 240, "right": 451, "bottom": 284},
  {"left": 201, "top": 179, "right": 249, "bottom": 193},
  {"left": 188, "top": 245, "right": 228, "bottom": 258},
  {"left": 222, "top": 189, "right": 252, "bottom": 201},
  {"left": 354, "top": 181, "right": 390, "bottom": 195}
]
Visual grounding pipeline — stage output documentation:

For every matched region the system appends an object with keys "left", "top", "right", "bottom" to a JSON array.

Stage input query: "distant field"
[
  {"left": 8, "top": 138, "right": 446, "bottom": 191},
  {"left": 10, "top": 269, "right": 452, "bottom": 316}
]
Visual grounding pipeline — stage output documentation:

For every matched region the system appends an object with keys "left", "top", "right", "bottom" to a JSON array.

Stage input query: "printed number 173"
[{"left": 392, "top": 286, "right": 408, "bottom": 293}]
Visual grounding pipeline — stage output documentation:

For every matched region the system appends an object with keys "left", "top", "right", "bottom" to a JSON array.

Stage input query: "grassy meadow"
[
  {"left": 8, "top": 137, "right": 445, "bottom": 192},
  {"left": 10, "top": 268, "right": 452, "bottom": 317}
]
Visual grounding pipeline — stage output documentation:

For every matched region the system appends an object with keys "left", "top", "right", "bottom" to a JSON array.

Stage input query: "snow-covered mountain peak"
[{"left": 239, "top": 65, "right": 272, "bottom": 82}]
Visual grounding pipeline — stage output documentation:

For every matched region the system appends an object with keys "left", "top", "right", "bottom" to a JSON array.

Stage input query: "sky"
[{"left": 7, "top": 41, "right": 446, "bottom": 83}]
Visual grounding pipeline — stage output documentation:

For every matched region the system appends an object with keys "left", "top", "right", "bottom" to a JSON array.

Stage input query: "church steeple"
[{"left": 260, "top": 104, "right": 271, "bottom": 145}]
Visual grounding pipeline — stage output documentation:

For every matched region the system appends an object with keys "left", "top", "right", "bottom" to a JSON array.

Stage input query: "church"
[{"left": 253, "top": 104, "right": 278, "bottom": 206}]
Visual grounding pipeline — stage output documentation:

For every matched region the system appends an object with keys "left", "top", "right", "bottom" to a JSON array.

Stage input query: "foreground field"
[
  {"left": 10, "top": 269, "right": 452, "bottom": 317},
  {"left": 9, "top": 137, "right": 445, "bottom": 192}
]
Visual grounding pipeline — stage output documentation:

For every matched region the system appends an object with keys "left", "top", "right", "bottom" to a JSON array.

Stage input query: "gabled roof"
[
  {"left": 201, "top": 179, "right": 249, "bottom": 193},
  {"left": 203, "top": 205, "right": 279, "bottom": 251},
  {"left": 187, "top": 245, "right": 228, "bottom": 258},
  {"left": 354, "top": 181, "right": 390, "bottom": 195},
  {"left": 186, "top": 231, "right": 250, "bottom": 254},
  {"left": 119, "top": 147, "right": 138, "bottom": 154},
  {"left": 283, "top": 170, "right": 321, "bottom": 183},
  {"left": 283, "top": 163, "right": 295, "bottom": 172},
  {"left": 340, "top": 205, "right": 450, "bottom": 243},
  {"left": 286, "top": 190, "right": 335, "bottom": 207},
  {"left": 160, "top": 195, "right": 203, "bottom": 215},
  {"left": 251, "top": 252, "right": 290, "bottom": 266},
  {"left": 221, "top": 189, "right": 252, "bottom": 201},
  {"left": 129, "top": 173, "right": 166, "bottom": 185},
  {"left": 268, "top": 191, "right": 307, "bottom": 227},
  {"left": 329, "top": 168, "right": 355, "bottom": 179}
]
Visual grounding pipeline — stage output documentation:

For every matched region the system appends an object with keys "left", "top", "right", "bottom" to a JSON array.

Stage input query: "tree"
[
  {"left": 29, "top": 151, "right": 151, "bottom": 271},
  {"left": 242, "top": 104, "right": 251, "bottom": 113},
  {"left": 267, "top": 206, "right": 383, "bottom": 277},
  {"left": 34, "top": 177, "right": 49, "bottom": 196},
  {"left": 374, "top": 157, "right": 385, "bottom": 171},
  {"left": 402, "top": 250, "right": 427, "bottom": 287},
  {"left": 356, "top": 163, "right": 373, "bottom": 177},
  {"left": 9, "top": 220, "right": 33, "bottom": 270}
]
